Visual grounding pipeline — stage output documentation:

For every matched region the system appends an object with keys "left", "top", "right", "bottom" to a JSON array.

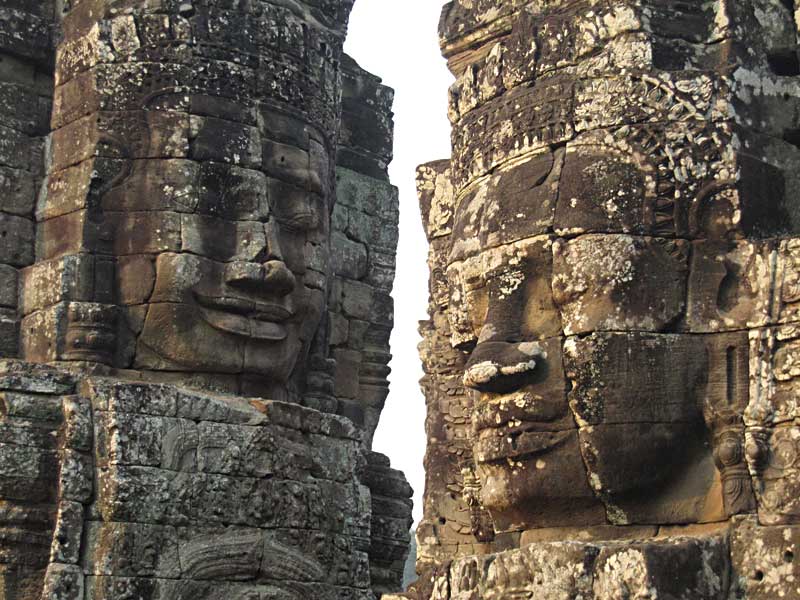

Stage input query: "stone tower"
[
  {"left": 0, "top": 1, "right": 411, "bottom": 599},
  {"left": 393, "top": 1, "right": 800, "bottom": 599}
]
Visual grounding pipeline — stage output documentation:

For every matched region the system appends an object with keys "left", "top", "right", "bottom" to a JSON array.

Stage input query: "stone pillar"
[
  {"left": 399, "top": 1, "right": 800, "bottom": 598},
  {"left": 363, "top": 451, "right": 414, "bottom": 598},
  {"left": 0, "top": 4, "right": 57, "bottom": 591}
]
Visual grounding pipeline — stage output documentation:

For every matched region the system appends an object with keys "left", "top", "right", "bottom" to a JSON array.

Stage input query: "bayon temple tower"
[
  {"left": 2, "top": 0, "right": 800, "bottom": 599},
  {"left": 0, "top": 0, "right": 411, "bottom": 598}
]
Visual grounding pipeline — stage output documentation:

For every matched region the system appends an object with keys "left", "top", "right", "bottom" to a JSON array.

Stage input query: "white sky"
[{"left": 344, "top": 0, "right": 453, "bottom": 524}]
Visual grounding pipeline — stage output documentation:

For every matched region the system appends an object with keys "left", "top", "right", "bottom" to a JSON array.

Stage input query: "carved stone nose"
[
  {"left": 262, "top": 260, "right": 296, "bottom": 295},
  {"left": 224, "top": 260, "right": 296, "bottom": 296},
  {"left": 225, "top": 261, "right": 263, "bottom": 286},
  {"left": 463, "top": 340, "right": 544, "bottom": 393}
]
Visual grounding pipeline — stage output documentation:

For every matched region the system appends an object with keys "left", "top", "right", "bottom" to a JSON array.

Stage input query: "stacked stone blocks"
[
  {"left": 394, "top": 1, "right": 800, "bottom": 598},
  {"left": 329, "top": 58, "right": 400, "bottom": 444},
  {"left": 2, "top": 361, "right": 382, "bottom": 599},
  {"left": 0, "top": 1, "right": 413, "bottom": 599},
  {"left": 0, "top": 1, "right": 55, "bottom": 358}
]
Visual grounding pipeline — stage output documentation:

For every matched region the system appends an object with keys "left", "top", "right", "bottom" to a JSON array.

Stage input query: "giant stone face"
[
  {"left": 0, "top": 2, "right": 415, "bottom": 600},
  {"left": 412, "top": 0, "right": 800, "bottom": 596},
  {"left": 441, "top": 141, "right": 738, "bottom": 531},
  {"left": 417, "top": 0, "right": 800, "bottom": 539},
  {"left": 19, "top": 0, "right": 353, "bottom": 400},
  {"left": 134, "top": 107, "right": 332, "bottom": 386}
]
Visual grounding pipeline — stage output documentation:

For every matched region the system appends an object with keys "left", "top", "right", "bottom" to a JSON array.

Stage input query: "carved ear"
[{"left": 416, "top": 160, "right": 454, "bottom": 242}]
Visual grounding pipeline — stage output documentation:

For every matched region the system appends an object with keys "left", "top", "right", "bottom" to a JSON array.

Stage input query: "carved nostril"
[{"left": 263, "top": 260, "right": 296, "bottom": 295}]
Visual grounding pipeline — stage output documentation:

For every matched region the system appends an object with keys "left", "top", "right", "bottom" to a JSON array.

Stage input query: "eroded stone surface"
[
  {"left": 0, "top": 1, "right": 410, "bottom": 599},
  {"left": 0, "top": 361, "right": 412, "bottom": 599},
  {"left": 407, "top": 0, "right": 800, "bottom": 598}
]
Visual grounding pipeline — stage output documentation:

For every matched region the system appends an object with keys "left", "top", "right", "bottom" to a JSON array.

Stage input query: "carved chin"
[
  {"left": 136, "top": 303, "right": 302, "bottom": 380},
  {"left": 476, "top": 432, "right": 589, "bottom": 503},
  {"left": 473, "top": 429, "right": 606, "bottom": 530}
]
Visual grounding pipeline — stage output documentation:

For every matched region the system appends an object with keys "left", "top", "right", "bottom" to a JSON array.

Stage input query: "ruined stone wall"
[
  {"left": 0, "top": 1, "right": 56, "bottom": 358},
  {"left": 0, "top": 362, "right": 411, "bottom": 600},
  {"left": 1, "top": 361, "right": 376, "bottom": 599},
  {"left": 393, "top": 1, "right": 800, "bottom": 598},
  {"left": 333, "top": 56, "right": 411, "bottom": 596},
  {"left": 0, "top": 1, "right": 412, "bottom": 599}
]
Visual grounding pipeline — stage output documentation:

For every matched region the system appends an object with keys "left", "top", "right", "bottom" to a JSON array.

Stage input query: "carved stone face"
[
  {"left": 446, "top": 148, "right": 721, "bottom": 531},
  {"left": 124, "top": 106, "right": 331, "bottom": 385}
]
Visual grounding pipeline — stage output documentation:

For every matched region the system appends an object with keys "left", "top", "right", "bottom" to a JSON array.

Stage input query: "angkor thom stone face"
[
  {"left": 132, "top": 105, "right": 331, "bottom": 384},
  {"left": 445, "top": 147, "right": 716, "bottom": 531}
]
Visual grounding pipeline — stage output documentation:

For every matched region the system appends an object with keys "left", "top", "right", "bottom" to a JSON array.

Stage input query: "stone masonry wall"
[
  {"left": 0, "top": 362, "right": 72, "bottom": 598},
  {"left": 0, "top": 360, "right": 377, "bottom": 600},
  {"left": 0, "top": 357, "right": 411, "bottom": 600},
  {"left": 333, "top": 56, "right": 411, "bottom": 596},
  {"left": 390, "top": 1, "right": 800, "bottom": 598},
  {"left": 330, "top": 56, "right": 400, "bottom": 446},
  {"left": 0, "top": 1, "right": 56, "bottom": 358},
  {"left": 0, "top": 2, "right": 412, "bottom": 599}
]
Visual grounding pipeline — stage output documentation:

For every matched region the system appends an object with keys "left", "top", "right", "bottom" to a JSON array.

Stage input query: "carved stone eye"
[{"left": 464, "top": 273, "right": 485, "bottom": 290}]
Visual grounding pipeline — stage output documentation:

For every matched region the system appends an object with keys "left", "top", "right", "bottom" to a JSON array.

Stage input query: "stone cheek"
[{"left": 552, "top": 235, "right": 689, "bottom": 335}]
